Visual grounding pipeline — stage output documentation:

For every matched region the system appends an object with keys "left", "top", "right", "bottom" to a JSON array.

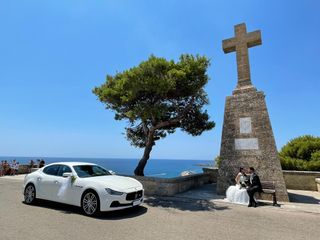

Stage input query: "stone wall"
[
  {"left": 283, "top": 170, "right": 320, "bottom": 191},
  {"left": 129, "top": 172, "right": 217, "bottom": 196},
  {"left": 202, "top": 167, "right": 218, "bottom": 183},
  {"left": 16, "top": 165, "right": 41, "bottom": 174},
  {"left": 18, "top": 165, "right": 30, "bottom": 174}
]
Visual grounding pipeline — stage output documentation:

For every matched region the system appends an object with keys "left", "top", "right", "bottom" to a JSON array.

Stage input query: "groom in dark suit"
[{"left": 247, "top": 167, "right": 262, "bottom": 207}]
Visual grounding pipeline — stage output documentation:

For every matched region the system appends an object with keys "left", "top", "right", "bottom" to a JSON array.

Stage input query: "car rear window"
[{"left": 43, "top": 165, "right": 60, "bottom": 176}]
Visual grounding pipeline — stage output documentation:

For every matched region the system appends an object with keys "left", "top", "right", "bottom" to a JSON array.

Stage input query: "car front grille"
[
  {"left": 126, "top": 190, "right": 143, "bottom": 201},
  {"left": 110, "top": 201, "right": 132, "bottom": 208}
]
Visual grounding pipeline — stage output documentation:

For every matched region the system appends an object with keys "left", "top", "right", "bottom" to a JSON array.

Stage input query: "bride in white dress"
[{"left": 226, "top": 167, "right": 249, "bottom": 205}]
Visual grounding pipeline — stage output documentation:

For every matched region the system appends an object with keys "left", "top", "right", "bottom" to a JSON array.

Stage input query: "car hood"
[{"left": 85, "top": 175, "right": 142, "bottom": 192}]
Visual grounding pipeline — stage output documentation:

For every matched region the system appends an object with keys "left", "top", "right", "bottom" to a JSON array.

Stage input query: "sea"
[{"left": 0, "top": 156, "right": 214, "bottom": 178}]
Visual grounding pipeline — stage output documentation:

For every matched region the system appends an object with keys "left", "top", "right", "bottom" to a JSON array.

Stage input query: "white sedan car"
[{"left": 23, "top": 162, "right": 144, "bottom": 216}]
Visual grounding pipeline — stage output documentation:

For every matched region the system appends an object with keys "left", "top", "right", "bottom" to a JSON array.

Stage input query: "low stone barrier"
[
  {"left": 18, "top": 165, "right": 30, "bottom": 174},
  {"left": 282, "top": 170, "right": 320, "bottom": 191},
  {"left": 202, "top": 167, "right": 218, "bottom": 183},
  {"left": 130, "top": 172, "right": 215, "bottom": 196},
  {"left": 16, "top": 165, "right": 41, "bottom": 174}
]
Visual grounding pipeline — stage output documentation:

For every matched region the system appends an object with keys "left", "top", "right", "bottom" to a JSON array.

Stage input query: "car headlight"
[{"left": 105, "top": 188, "right": 124, "bottom": 195}]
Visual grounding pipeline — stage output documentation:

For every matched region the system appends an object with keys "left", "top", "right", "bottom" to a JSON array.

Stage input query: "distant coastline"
[
  {"left": 0, "top": 156, "right": 214, "bottom": 178},
  {"left": 194, "top": 163, "right": 214, "bottom": 167}
]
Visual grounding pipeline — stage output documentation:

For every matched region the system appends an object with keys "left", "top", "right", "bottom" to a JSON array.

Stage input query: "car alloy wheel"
[
  {"left": 82, "top": 191, "right": 99, "bottom": 216},
  {"left": 24, "top": 184, "right": 36, "bottom": 204}
]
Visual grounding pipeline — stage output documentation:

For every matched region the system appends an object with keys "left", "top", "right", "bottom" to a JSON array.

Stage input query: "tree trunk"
[{"left": 134, "top": 133, "right": 154, "bottom": 176}]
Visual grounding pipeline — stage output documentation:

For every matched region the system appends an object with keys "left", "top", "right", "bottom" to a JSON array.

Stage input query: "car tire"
[
  {"left": 81, "top": 190, "right": 100, "bottom": 216},
  {"left": 24, "top": 184, "right": 36, "bottom": 204}
]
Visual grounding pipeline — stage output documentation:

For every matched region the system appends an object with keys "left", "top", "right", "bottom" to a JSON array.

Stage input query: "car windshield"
[{"left": 73, "top": 165, "right": 112, "bottom": 178}]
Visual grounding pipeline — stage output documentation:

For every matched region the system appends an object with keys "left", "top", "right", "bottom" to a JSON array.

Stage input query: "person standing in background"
[
  {"left": 0, "top": 161, "right": 4, "bottom": 176},
  {"left": 10, "top": 160, "right": 18, "bottom": 175},
  {"left": 3, "top": 160, "right": 10, "bottom": 175},
  {"left": 39, "top": 160, "right": 45, "bottom": 168},
  {"left": 29, "top": 160, "right": 35, "bottom": 173},
  {"left": 13, "top": 161, "right": 20, "bottom": 175}
]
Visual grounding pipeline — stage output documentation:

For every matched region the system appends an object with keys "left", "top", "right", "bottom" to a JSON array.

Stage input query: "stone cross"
[{"left": 222, "top": 23, "right": 262, "bottom": 89}]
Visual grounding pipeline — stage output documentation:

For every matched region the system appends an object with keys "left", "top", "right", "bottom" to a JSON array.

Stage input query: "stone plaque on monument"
[
  {"left": 235, "top": 138, "right": 259, "bottom": 150},
  {"left": 216, "top": 23, "right": 289, "bottom": 201},
  {"left": 239, "top": 117, "right": 252, "bottom": 134}
]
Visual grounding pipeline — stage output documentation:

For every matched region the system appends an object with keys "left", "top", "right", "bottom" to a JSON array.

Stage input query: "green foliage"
[
  {"left": 93, "top": 54, "right": 215, "bottom": 175},
  {"left": 93, "top": 54, "right": 214, "bottom": 146},
  {"left": 214, "top": 155, "right": 221, "bottom": 168},
  {"left": 279, "top": 135, "right": 320, "bottom": 171}
]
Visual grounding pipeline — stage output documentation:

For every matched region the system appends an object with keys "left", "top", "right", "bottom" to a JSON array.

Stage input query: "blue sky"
[{"left": 0, "top": 0, "right": 319, "bottom": 160}]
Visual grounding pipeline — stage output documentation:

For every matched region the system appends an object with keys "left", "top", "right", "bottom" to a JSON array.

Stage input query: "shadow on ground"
[
  {"left": 22, "top": 200, "right": 147, "bottom": 220},
  {"left": 144, "top": 196, "right": 229, "bottom": 212},
  {"left": 288, "top": 192, "right": 320, "bottom": 204}
]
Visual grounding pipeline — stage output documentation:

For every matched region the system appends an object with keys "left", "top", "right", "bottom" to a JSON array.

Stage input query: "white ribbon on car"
[{"left": 57, "top": 176, "right": 71, "bottom": 200}]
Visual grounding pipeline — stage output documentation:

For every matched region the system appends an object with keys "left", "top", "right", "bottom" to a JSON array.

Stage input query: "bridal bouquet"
[
  {"left": 71, "top": 175, "right": 77, "bottom": 184},
  {"left": 239, "top": 175, "right": 248, "bottom": 188}
]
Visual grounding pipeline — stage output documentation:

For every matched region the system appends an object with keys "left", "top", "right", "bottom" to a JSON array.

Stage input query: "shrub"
[
  {"left": 214, "top": 155, "right": 221, "bottom": 168},
  {"left": 279, "top": 135, "right": 320, "bottom": 171}
]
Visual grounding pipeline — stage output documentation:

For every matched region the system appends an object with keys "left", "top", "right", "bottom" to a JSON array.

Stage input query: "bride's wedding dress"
[{"left": 226, "top": 174, "right": 249, "bottom": 205}]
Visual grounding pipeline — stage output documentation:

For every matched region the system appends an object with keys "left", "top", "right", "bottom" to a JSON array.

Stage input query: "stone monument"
[{"left": 217, "top": 23, "right": 289, "bottom": 201}]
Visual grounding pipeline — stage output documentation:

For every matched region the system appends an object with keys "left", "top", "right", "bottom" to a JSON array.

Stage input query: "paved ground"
[
  {"left": 176, "top": 184, "right": 320, "bottom": 214},
  {"left": 1, "top": 177, "right": 319, "bottom": 240}
]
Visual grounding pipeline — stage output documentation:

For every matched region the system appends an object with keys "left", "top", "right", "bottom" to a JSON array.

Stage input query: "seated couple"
[{"left": 226, "top": 167, "right": 262, "bottom": 207}]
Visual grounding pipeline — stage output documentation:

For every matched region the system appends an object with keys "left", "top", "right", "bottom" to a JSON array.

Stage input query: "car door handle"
[
  {"left": 54, "top": 180, "right": 59, "bottom": 184},
  {"left": 37, "top": 177, "right": 41, "bottom": 181}
]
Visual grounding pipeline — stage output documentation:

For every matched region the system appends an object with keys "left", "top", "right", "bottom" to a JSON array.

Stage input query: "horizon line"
[{"left": 0, "top": 155, "right": 213, "bottom": 162}]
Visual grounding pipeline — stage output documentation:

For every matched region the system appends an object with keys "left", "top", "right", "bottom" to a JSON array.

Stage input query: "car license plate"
[{"left": 133, "top": 200, "right": 140, "bottom": 206}]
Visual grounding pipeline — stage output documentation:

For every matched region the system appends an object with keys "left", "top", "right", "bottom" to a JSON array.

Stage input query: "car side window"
[
  {"left": 43, "top": 165, "right": 60, "bottom": 176},
  {"left": 57, "top": 165, "right": 72, "bottom": 177}
]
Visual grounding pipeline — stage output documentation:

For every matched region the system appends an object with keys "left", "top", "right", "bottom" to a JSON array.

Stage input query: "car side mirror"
[
  {"left": 109, "top": 170, "right": 116, "bottom": 175},
  {"left": 62, "top": 172, "right": 73, "bottom": 178}
]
